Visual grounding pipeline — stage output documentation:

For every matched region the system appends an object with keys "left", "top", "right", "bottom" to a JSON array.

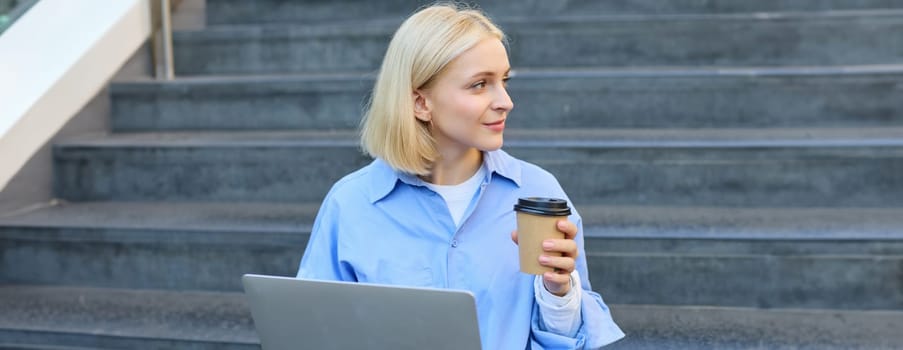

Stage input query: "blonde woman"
[{"left": 298, "top": 3, "right": 624, "bottom": 348}]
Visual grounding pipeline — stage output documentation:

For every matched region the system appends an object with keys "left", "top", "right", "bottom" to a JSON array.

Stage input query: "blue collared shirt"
[{"left": 297, "top": 149, "right": 625, "bottom": 349}]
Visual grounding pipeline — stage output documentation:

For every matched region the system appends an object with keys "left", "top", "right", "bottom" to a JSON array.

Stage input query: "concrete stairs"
[
  {"left": 0, "top": 286, "right": 256, "bottom": 350},
  {"left": 174, "top": 10, "right": 903, "bottom": 74},
  {"left": 2, "top": 0, "right": 903, "bottom": 348},
  {"left": 110, "top": 69, "right": 903, "bottom": 131}
]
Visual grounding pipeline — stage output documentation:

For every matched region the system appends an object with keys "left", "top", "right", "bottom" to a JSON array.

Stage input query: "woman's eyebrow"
[{"left": 469, "top": 68, "right": 512, "bottom": 78}]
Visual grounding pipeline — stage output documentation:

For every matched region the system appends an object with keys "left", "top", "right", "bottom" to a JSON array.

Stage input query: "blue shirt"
[{"left": 297, "top": 149, "right": 625, "bottom": 349}]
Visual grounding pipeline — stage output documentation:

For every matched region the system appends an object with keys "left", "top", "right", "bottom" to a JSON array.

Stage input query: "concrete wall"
[
  {"left": 0, "top": 42, "right": 155, "bottom": 215},
  {"left": 0, "top": 0, "right": 205, "bottom": 215},
  {"left": 0, "top": 1, "right": 213, "bottom": 215}
]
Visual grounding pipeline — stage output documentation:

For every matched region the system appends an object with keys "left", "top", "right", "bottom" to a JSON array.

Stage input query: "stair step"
[
  {"left": 174, "top": 10, "right": 903, "bottom": 75},
  {"left": 2, "top": 285, "right": 900, "bottom": 349},
  {"left": 582, "top": 205, "right": 903, "bottom": 241},
  {"left": 1, "top": 202, "right": 901, "bottom": 308},
  {"left": 610, "top": 304, "right": 903, "bottom": 349},
  {"left": 0, "top": 201, "right": 311, "bottom": 291},
  {"left": 52, "top": 128, "right": 903, "bottom": 206},
  {"left": 0, "top": 285, "right": 256, "bottom": 350},
  {"left": 204, "top": 0, "right": 903, "bottom": 25},
  {"left": 0, "top": 345, "right": 104, "bottom": 350},
  {"left": 111, "top": 66, "right": 903, "bottom": 131},
  {"left": 0, "top": 200, "right": 317, "bottom": 232}
]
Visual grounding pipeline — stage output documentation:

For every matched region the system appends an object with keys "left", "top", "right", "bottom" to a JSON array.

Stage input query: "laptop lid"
[{"left": 242, "top": 274, "right": 482, "bottom": 350}]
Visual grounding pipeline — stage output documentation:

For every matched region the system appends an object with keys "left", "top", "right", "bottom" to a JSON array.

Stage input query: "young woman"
[{"left": 297, "top": 3, "right": 624, "bottom": 349}]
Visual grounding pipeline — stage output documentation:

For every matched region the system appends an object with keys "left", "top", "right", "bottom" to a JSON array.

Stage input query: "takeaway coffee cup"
[{"left": 514, "top": 197, "right": 572, "bottom": 275}]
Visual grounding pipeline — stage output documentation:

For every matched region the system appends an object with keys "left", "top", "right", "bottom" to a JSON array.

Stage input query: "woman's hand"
[{"left": 511, "top": 219, "right": 579, "bottom": 297}]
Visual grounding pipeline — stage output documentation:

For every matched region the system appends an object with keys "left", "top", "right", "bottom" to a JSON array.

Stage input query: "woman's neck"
[{"left": 420, "top": 147, "right": 482, "bottom": 185}]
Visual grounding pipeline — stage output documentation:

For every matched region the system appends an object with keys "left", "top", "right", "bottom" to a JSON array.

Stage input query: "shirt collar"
[
  {"left": 483, "top": 149, "right": 522, "bottom": 187},
  {"left": 368, "top": 149, "right": 522, "bottom": 203}
]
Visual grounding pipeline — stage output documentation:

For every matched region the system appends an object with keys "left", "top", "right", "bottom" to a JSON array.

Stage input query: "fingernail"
[
  {"left": 542, "top": 241, "right": 554, "bottom": 249},
  {"left": 539, "top": 256, "right": 549, "bottom": 263}
]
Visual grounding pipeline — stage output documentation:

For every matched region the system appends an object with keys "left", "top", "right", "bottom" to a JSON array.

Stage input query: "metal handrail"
[
  {"left": 151, "top": 0, "right": 175, "bottom": 80},
  {"left": 158, "top": 0, "right": 174, "bottom": 80}
]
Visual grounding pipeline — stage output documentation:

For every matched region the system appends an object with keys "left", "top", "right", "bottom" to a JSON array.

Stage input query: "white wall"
[{"left": 0, "top": 0, "right": 152, "bottom": 191}]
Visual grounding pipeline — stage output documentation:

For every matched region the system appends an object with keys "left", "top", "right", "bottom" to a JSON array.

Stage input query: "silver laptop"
[{"left": 242, "top": 274, "right": 483, "bottom": 350}]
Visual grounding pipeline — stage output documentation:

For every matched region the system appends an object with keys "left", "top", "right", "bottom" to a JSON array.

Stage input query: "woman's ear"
[{"left": 413, "top": 90, "right": 431, "bottom": 122}]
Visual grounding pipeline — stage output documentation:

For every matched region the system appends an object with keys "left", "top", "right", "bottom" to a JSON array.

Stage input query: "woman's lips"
[{"left": 483, "top": 119, "right": 506, "bottom": 132}]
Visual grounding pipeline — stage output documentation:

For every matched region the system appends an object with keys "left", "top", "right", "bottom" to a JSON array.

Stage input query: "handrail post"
[{"left": 158, "top": 0, "right": 175, "bottom": 80}]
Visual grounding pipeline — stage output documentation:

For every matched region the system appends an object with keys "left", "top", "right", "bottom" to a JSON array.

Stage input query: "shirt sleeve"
[
  {"left": 530, "top": 211, "right": 625, "bottom": 349},
  {"left": 534, "top": 270, "right": 582, "bottom": 337},
  {"left": 296, "top": 192, "right": 356, "bottom": 281}
]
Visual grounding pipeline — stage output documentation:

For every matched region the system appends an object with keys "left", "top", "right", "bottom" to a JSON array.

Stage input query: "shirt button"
[{"left": 451, "top": 240, "right": 458, "bottom": 248}]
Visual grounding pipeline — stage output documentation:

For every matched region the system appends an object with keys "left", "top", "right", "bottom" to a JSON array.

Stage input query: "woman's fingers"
[
  {"left": 538, "top": 254, "right": 575, "bottom": 273},
  {"left": 542, "top": 239, "right": 578, "bottom": 259},
  {"left": 556, "top": 220, "right": 578, "bottom": 240}
]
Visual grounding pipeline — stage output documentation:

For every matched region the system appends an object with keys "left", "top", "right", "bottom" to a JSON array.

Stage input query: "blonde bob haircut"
[{"left": 359, "top": 3, "right": 506, "bottom": 176}]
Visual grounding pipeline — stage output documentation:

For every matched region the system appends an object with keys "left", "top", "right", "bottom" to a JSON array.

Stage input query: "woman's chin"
[{"left": 478, "top": 138, "right": 504, "bottom": 152}]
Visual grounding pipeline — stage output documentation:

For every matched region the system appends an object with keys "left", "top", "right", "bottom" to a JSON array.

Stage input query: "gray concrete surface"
[
  {"left": 1, "top": 285, "right": 901, "bottom": 349},
  {"left": 50, "top": 128, "right": 903, "bottom": 206},
  {"left": 175, "top": 11, "right": 903, "bottom": 75},
  {"left": 111, "top": 67, "right": 903, "bottom": 131},
  {"left": 0, "top": 286, "right": 257, "bottom": 350},
  {"left": 205, "top": 0, "right": 903, "bottom": 25},
  {"left": 2, "top": 202, "right": 901, "bottom": 309}
]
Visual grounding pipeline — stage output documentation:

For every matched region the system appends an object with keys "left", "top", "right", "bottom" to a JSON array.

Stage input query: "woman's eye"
[
  {"left": 502, "top": 77, "right": 510, "bottom": 87},
  {"left": 470, "top": 81, "right": 486, "bottom": 89}
]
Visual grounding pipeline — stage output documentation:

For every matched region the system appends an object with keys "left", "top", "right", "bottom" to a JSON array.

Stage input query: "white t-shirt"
[
  {"left": 423, "top": 165, "right": 486, "bottom": 227},
  {"left": 424, "top": 165, "right": 582, "bottom": 336}
]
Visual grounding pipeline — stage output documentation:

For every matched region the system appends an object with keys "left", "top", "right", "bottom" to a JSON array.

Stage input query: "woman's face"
[{"left": 416, "top": 38, "right": 514, "bottom": 155}]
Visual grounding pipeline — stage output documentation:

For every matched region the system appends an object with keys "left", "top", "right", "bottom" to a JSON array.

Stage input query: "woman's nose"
[{"left": 493, "top": 86, "right": 514, "bottom": 112}]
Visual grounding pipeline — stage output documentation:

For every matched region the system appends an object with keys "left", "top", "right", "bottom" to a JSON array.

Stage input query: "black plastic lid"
[{"left": 513, "top": 197, "right": 571, "bottom": 216}]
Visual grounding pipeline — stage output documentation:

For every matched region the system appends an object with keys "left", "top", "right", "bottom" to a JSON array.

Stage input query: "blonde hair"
[{"left": 359, "top": 3, "right": 505, "bottom": 175}]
